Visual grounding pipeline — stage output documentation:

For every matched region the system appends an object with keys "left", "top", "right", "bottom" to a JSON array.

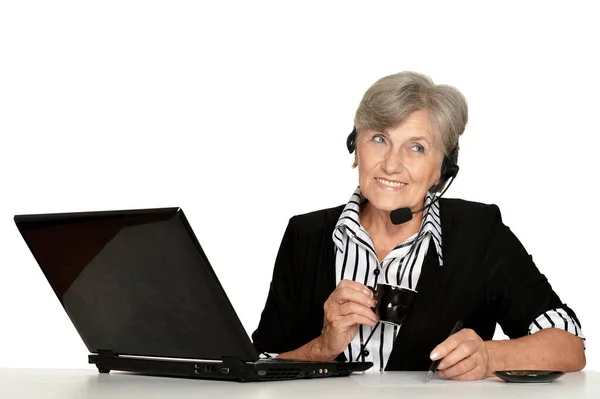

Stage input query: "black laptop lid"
[{"left": 14, "top": 207, "right": 259, "bottom": 362}]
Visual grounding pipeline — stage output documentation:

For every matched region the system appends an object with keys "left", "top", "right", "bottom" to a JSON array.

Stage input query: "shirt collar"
[
  {"left": 334, "top": 186, "right": 364, "bottom": 235},
  {"left": 333, "top": 187, "right": 444, "bottom": 266}
]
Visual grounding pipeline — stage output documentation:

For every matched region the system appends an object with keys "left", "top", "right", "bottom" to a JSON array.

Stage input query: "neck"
[{"left": 360, "top": 201, "right": 425, "bottom": 242}]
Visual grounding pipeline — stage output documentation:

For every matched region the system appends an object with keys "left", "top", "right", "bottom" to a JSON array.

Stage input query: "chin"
[
  {"left": 366, "top": 198, "right": 405, "bottom": 213},
  {"left": 362, "top": 190, "right": 402, "bottom": 211}
]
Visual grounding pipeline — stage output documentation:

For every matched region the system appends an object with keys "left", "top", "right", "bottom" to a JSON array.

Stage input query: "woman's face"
[{"left": 356, "top": 110, "right": 444, "bottom": 213}]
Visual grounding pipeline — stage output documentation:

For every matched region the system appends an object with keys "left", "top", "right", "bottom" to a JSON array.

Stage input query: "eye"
[
  {"left": 372, "top": 134, "right": 386, "bottom": 144},
  {"left": 411, "top": 143, "right": 425, "bottom": 153}
]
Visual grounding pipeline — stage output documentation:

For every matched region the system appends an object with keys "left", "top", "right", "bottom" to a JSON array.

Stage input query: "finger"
[
  {"left": 446, "top": 364, "right": 487, "bottom": 381},
  {"left": 337, "top": 279, "right": 373, "bottom": 296},
  {"left": 430, "top": 334, "right": 462, "bottom": 362},
  {"left": 430, "top": 329, "right": 473, "bottom": 362},
  {"left": 438, "top": 353, "right": 478, "bottom": 379},
  {"left": 337, "top": 302, "right": 378, "bottom": 322},
  {"left": 332, "top": 313, "right": 377, "bottom": 330},
  {"left": 333, "top": 287, "right": 375, "bottom": 308},
  {"left": 437, "top": 340, "right": 479, "bottom": 371}
]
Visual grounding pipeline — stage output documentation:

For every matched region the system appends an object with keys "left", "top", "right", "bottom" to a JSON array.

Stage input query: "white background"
[{"left": 1, "top": 1, "right": 598, "bottom": 371}]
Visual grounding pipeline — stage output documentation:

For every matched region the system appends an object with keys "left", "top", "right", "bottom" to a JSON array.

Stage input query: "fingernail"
[
  {"left": 363, "top": 289, "right": 371, "bottom": 296},
  {"left": 430, "top": 352, "right": 440, "bottom": 360}
]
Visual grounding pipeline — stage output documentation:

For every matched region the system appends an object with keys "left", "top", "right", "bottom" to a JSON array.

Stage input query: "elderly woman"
[{"left": 251, "top": 72, "right": 586, "bottom": 380}]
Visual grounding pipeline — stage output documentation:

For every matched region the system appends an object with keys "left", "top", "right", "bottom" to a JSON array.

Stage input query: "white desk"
[{"left": 0, "top": 368, "right": 598, "bottom": 398}]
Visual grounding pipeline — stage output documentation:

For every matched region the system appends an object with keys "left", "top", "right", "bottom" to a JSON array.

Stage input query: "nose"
[{"left": 380, "top": 148, "right": 405, "bottom": 175}]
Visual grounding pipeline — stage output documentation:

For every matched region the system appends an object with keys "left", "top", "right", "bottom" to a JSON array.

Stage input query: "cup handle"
[{"left": 368, "top": 286, "right": 377, "bottom": 311}]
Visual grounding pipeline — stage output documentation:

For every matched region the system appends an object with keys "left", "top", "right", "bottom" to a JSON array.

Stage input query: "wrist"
[
  {"left": 484, "top": 340, "right": 505, "bottom": 377},
  {"left": 277, "top": 336, "right": 338, "bottom": 362},
  {"left": 310, "top": 335, "right": 337, "bottom": 362}
]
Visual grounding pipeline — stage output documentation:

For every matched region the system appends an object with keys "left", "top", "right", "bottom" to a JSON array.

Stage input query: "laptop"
[{"left": 14, "top": 207, "right": 372, "bottom": 382}]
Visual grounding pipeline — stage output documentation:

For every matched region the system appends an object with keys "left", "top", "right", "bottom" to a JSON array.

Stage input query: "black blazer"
[{"left": 251, "top": 198, "right": 580, "bottom": 370}]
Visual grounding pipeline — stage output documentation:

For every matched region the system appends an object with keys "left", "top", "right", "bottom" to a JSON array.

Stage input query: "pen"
[{"left": 426, "top": 320, "right": 464, "bottom": 381}]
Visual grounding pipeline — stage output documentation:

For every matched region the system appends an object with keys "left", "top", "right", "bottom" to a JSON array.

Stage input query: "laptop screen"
[{"left": 14, "top": 208, "right": 258, "bottom": 362}]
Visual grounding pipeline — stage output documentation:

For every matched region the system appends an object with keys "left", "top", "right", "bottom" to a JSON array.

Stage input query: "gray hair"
[{"left": 354, "top": 71, "right": 468, "bottom": 163}]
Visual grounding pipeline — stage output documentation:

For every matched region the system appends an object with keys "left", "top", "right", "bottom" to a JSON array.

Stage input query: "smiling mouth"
[{"left": 375, "top": 178, "right": 407, "bottom": 188}]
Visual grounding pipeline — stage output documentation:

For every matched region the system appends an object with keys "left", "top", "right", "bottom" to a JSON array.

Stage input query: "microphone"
[
  {"left": 390, "top": 207, "right": 414, "bottom": 225},
  {"left": 389, "top": 175, "right": 457, "bottom": 225}
]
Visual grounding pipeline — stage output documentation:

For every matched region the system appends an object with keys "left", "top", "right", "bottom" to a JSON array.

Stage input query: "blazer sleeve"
[
  {"left": 251, "top": 217, "right": 302, "bottom": 354},
  {"left": 482, "top": 205, "right": 582, "bottom": 339}
]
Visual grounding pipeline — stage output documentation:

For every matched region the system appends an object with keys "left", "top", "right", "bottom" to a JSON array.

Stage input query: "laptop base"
[{"left": 89, "top": 351, "right": 372, "bottom": 382}]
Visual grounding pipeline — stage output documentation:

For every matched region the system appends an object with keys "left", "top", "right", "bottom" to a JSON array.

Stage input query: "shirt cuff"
[{"left": 528, "top": 308, "right": 586, "bottom": 349}]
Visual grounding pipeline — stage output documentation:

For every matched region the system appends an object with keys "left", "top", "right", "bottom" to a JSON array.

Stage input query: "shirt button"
[
  {"left": 362, "top": 350, "right": 370, "bottom": 357},
  {"left": 373, "top": 269, "right": 380, "bottom": 276}
]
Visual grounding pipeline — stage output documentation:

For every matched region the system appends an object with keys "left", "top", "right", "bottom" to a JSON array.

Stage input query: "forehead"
[{"left": 381, "top": 110, "right": 436, "bottom": 143}]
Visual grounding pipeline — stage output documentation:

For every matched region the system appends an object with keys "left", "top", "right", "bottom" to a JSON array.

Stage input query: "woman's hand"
[
  {"left": 318, "top": 279, "right": 378, "bottom": 360},
  {"left": 430, "top": 328, "right": 494, "bottom": 381}
]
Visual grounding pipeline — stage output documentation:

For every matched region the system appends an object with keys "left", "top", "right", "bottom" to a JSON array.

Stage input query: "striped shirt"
[
  {"left": 333, "top": 187, "right": 442, "bottom": 371},
  {"left": 333, "top": 187, "right": 585, "bottom": 371}
]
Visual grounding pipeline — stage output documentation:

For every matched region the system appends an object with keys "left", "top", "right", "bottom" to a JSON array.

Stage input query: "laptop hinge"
[
  {"left": 96, "top": 350, "right": 118, "bottom": 359},
  {"left": 221, "top": 356, "right": 244, "bottom": 372}
]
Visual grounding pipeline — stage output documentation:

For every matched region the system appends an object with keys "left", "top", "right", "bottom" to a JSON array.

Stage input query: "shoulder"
[
  {"left": 439, "top": 198, "right": 504, "bottom": 236},
  {"left": 286, "top": 205, "right": 345, "bottom": 237},
  {"left": 439, "top": 198, "right": 524, "bottom": 268},
  {"left": 440, "top": 197, "right": 501, "bottom": 217}
]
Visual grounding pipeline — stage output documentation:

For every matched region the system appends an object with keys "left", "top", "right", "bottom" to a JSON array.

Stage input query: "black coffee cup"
[{"left": 370, "top": 283, "right": 417, "bottom": 325}]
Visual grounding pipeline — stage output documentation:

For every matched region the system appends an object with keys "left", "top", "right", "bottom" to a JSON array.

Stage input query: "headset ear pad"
[
  {"left": 347, "top": 128, "right": 357, "bottom": 154},
  {"left": 433, "top": 146, "right": 460, "bottom": 192},
  {"left": 441, "top": 160, "right": 459, "bottom": 181},
  {"left": 443, "top": 146, "right": 460, "bottom": 178}
]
